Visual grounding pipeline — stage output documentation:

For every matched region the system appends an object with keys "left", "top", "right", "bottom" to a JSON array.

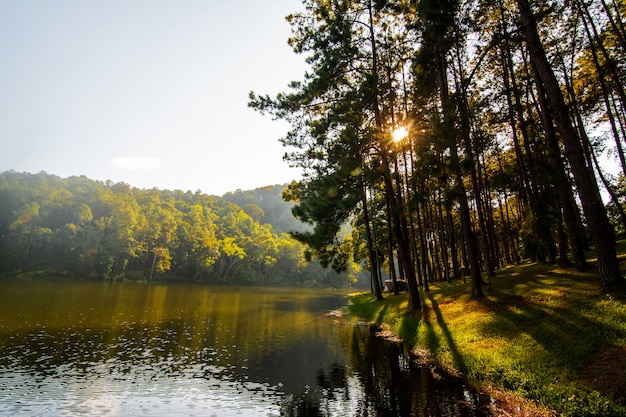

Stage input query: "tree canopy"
[
  {"left": 0, "top": 171, "right": 365, "bottom": 288},
  {"left": 250, "top": 0, "right": 626, "bottom": 310}
]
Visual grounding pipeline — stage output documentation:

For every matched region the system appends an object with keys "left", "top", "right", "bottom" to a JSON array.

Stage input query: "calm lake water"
[{"left": 0, "top": 280, "right": 487, "bottom": 416}]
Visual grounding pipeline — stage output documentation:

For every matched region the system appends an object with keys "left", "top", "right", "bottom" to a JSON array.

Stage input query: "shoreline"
[
  {"left": 347, "top": 260, "right": 626, "bottom": 417},
  {"left": 368, "top": 321, "right": 554, "bottom": 417}
]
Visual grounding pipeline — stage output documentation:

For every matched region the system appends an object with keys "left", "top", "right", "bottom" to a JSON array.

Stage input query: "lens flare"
[{"left": 392, "top": 127, "right": 409, "bottom": 142}]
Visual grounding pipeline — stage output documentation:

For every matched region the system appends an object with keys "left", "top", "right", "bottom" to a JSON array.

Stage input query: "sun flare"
[{"left": 392, "top": 126, "right": 409, "bottom": 142}]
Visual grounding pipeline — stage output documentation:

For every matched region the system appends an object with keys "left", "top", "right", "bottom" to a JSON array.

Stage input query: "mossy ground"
[{"left": 349, "top": 245, "right": 626, "bottom": 416}]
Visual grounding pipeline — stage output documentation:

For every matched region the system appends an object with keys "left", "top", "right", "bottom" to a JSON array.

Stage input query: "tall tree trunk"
[
  {"left": 481, "top": 157, "right": 501, "bottom": 269},
  {"left": 497, "top": 194, "right": 513, "bottom": 265},
  {"left": 576, "top": 0, "right": 626, "bottom": 126},
  {"left": 555, "top": 209, "right": 571, "bottom": 267},
  {"left": 530, "top": 59, "right": 588, "bottom": 270},
  {"left": 517, "top": 0, "right": 624, "bottom": 290},
  {"left": 454, "top": 53, "right": 496, "bottom": 277},
  {"left": 385, "top": 197, "right": 399, "bottom": 294},
  {"left": 437, "top": 193, "right": 451, "bottom": 282},
  {"left": 416, "top": 197, "right": 429, "bottom": 290},
  {"left": 600, "top": 0, "right": 626, "bottom": 51},
  {"left": 494, "top": 147, "right": 519, "bottom": 264},
  {"left": 446, "top": 202, "right": 461, "bottom": 279},
  {"left": 382, "top": 161, "right": 420, "bottom": 308},
  {"left": 498, "top": 3, "right": 532, "bottom": 207},
  {"left": 435, "top": 41, "right": 484, "bottom": 297},
  {"left": 586, "top": 135, "right": 626, "bottom": 234},
  {"left": 368, "top": 0, "right": 420, "bottom": 309},
  {"left": 361, "top": 178, "right": 383, "bottom": 300},
  {"left": 403, "top": 150, "right": 422, "bottom": 292},
  {"left": 562, "top": 54, "right": 626, "bottom": 235}
]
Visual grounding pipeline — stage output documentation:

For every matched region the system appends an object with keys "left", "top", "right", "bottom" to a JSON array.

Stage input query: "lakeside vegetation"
[
  {"left": 0, "top": 171, "right": 365, "bottom": 287},
  {"left": 349, "top": 245, "right": 626, "bottom": 417}
]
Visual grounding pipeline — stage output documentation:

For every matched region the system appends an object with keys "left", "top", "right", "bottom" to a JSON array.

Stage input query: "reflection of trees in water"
[
  {"left": 277, "top": 323, "right": 487, "bottom": 417},
  {"left": 347, "top": 324, "right": 487, "bottom": 417},
  {"left": 349, "top": 324, "right": 404, "bottom": 416},
  {"left": 279, "top": 363, "right": 347, "bottom": 417}
]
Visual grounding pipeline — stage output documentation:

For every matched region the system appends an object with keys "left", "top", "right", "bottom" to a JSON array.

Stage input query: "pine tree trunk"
[
  {"left": 416, "top": 197, "right": 429, "bottom": 289},
  {"left": 555, "top": 209, "right": 572, "bottom": 268},
  {"left": 577, "top": 0, "right": 626, "bottom": 128},
  {"left": 497, "top": 194, "right": 513, "bottom": 265},
  {"left": 599, "top": 0, "right": 626, "bottom": 50},
  {"left": 435, "top": 42, "right": 484, "bottom": 297},
  {"left": 437, "top": 195, "right": 451, "bottom": 283},
  {"left": 385, "top": 197, "right": 399, "bottom": 294},
  {"left": 517, "top": 0, "right": 624, "bottom": 290},
  {"left": 382, "top": 160, "right": 420, "bottom": 308},
  {"left": 446, "top": 203, "right": 461, "bottom": 279},
  {"left": 454, "top": 54, "right": 496, "bottom": 277},
  {"left": 575, "top": 0, "right": 626, "bottom": 178},
  {"left": 361, "top": 179, "right": 383, "bottom": 300},
  {"left": 367, "top": 0, "right": 420, "bottom": 309},
  {"left": 530, "top": 59, "right": 588, "bottom": 270}
]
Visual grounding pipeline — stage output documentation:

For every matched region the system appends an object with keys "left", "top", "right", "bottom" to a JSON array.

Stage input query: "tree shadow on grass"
[
  {"left": 476, "top": 270, "right": 626, "bottom": 404},
  {"left": 424, "top": 292, "right": 469, "bottom": 375},
  {"left": 376, "top": 304, "right": 389, "bottom": 325},
  {"left": 479, "top": 278, "right": 623, "bottom": 366},
  {"left": 398, "top": 313, "right": 419, "bottom": 345}
]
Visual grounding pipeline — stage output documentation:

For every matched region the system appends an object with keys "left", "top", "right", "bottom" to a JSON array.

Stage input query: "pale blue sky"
[{"left": 0, "top": 0, "right": 306, "bottom": 195}]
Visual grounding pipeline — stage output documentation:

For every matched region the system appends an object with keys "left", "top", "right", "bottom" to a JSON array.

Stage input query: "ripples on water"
[
  {"left": 0, "top": 281, "right": 486, "bottom": 416},
  {"left": 2, "top": 321, "right": 285, "bottom": 416}
]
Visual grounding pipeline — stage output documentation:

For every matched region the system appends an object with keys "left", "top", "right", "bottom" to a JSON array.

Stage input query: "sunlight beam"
[{"left": 392, "top": 126, "right": 409, "bottom": 143}]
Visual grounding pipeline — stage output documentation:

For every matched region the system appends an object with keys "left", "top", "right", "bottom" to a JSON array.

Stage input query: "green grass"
[{"left": 349, "top": 255, "right": 626, "bottom": 416}]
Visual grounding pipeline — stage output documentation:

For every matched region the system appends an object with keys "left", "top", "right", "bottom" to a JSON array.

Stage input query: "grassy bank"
[{"left": 349, "top": 258, "right": 626, "bottom": 416}]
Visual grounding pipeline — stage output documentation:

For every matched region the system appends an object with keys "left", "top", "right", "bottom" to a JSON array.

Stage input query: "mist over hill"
[{"left": 222, "top": 184, "right": 311, "bottom": 235}]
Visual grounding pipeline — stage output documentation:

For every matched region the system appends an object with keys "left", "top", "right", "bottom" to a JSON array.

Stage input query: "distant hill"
[
  {"left": 222, "top": 184, "right": 310, "bottom": 235},
  {"left": 0, "top": 171, "right": 358, "bottom": 287}
]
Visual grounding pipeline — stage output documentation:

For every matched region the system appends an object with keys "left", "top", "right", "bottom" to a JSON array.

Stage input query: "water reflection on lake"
[{"left": 0, "top": 280, "right": 486, "bottom": 416}]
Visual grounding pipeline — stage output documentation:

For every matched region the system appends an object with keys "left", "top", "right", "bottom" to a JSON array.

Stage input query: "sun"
[{"left": 392, "top": 126, "right": 409, "bottom": 142}]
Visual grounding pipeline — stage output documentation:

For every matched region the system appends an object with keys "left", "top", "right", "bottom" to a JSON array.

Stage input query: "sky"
[{"left": 0, "top": 0, "right": 308, "bottom": 195}]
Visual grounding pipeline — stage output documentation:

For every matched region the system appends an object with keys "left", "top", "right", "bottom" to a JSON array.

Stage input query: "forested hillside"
[
  {"left": 222, "top": 184, "right": 310, "bottom": 235},
  {"left": 0, "top": 171, "right": 363, "bottom": 287}
]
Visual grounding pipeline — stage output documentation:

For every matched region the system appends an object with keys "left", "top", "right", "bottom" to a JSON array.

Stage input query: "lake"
[{"left": 0, "top": 280, "right": 487, "bottom": 416}]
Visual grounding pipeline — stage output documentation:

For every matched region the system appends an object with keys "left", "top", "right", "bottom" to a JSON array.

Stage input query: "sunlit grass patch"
[
  {"left": 348, "top": 291, "right": 419, "bottom": 345},
  {"left": 349, "top": 258, "right": 626, "bottom": 417}
]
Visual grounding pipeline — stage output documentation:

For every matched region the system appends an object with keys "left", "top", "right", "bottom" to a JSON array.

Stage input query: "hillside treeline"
[
  {"left": 0, "top": 171, "right": 362, "bottom": 287},
  {"left": 250, "top": 0, "right": 626, "bottom": 309},
  {"left": 222, "top": 185, "right": 310, "bottom": 235}
]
